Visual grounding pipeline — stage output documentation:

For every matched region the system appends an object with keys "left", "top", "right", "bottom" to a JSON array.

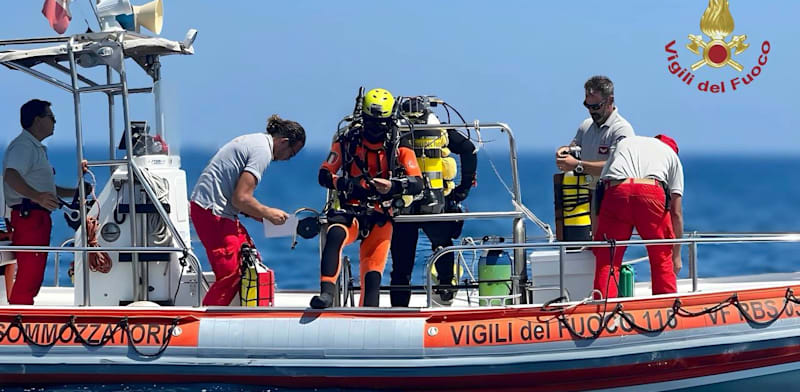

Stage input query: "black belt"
[{"left": 10, "top": 199, "right": 50, "bottom": 216}]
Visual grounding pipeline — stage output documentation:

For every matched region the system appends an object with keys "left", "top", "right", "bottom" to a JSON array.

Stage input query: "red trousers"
[
  {"left": 9, "top": 209, "right": 51, "bottom": 305},
  {"left": 593, "top": 180, "right": 676, "bottom": 298},
  {"left": 190, "top": 202, "right": 255, "bottom": 306}
]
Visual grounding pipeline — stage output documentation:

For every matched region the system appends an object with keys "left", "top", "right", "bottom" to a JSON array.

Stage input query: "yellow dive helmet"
[{"left": 363, "top": 88, "right": 395, "bottom": 118}]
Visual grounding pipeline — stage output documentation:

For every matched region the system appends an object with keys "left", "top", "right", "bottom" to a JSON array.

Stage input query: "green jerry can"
[{"left": 618, "top": 264, "right": 635, "bottom": 297}]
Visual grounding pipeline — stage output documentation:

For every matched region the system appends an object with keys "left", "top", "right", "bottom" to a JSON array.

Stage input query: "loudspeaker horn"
[{"left": 134, "top": 0, "right": 163, "bottom": 34}]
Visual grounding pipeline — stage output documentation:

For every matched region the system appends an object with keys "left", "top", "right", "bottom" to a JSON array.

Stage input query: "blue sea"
[
  {"left": 39, "top": 146, "right": 800, "bottom": 290},
  {"left": 7, "top": 146, "right": 800, "bottom": 392}
]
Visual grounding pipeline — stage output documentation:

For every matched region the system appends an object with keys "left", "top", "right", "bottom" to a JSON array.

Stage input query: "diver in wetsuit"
[
  {"left": 311, "top": 88, "right": 423, "bottom": 309},
  {"left": 389, "top": 96, "right": 477, "bottom": 307}
]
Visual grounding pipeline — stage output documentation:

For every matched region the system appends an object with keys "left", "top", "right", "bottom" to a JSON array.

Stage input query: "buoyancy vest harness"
[
  {"left": 399, "top": 114, "right": 458, "bottom": 214},
  {"left": 323, "top": 125, "right": 402, "bottom": 238}
]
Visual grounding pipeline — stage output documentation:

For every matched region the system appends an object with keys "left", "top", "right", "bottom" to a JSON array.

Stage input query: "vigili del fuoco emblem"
[
  {"left": 686, "top": 0, "right": 749, "bottom": 71},
  {"left": 664, "top": 0, "right": 770, "bottom": 93}
]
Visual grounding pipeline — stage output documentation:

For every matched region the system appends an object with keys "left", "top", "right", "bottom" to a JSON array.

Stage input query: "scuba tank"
[
  {"left": 239, "top": 244, "right": 275, "bottom": 307},
  {"left": 477, "top": 236, "right": 512, "bottom": 306},
  {"left": 412, "top": 127, "right": 448, "bottom": 214},
  {"left": 554, "top": 146, "right": 592, "bottom": 241},
  {"left": 397, "top": 96, "right": 452, "bottom": 214},
  {"left": 441, "top": 147, "right": 458, "bottom": 196}
]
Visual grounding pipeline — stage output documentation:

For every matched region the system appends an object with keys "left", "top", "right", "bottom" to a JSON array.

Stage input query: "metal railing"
[
  {"left": 393, "top": 122, "right": 554, "bottom": 303},
  {"left": 424, "top": 233, "right": 800, "bottom": 307},
  {"left": 52, "top": 238, "right": 74, "bottom": 287},
  {"left": 9, "top": 244, "right": 204, "bottom": 304}
]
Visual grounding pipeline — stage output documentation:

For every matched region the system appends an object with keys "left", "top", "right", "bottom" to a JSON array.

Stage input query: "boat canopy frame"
[{"left": 0, "top": 31, "right": 206, "bottom": 306}]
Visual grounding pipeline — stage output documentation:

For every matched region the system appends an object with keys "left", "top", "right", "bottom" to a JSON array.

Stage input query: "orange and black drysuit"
[{"left": 314, "top": 130, "right": 422, "bottom": 308}]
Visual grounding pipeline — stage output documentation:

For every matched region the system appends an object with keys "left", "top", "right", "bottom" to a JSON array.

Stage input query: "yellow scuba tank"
[
  {"left": 412, "top": 127, "right": 448, "bottom": 214},
  {"left": 397, "top": 97, "right": 460, "bottom": 214},
  {"left": 554, "top": 148, "right": 592, "bottom": 241},
  {"left": 441, "top": 147, "right": 457, "bottom": 196},
  {"left": 239, "top": 244, "right": 275, "bottom": 307}
]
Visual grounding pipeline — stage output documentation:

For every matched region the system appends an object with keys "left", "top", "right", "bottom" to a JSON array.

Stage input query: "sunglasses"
[{"left": 583, "top": 100, "right": 606, "bottom": 111}]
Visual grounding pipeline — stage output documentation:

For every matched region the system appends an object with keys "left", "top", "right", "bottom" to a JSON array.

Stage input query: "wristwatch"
[{"left": 574, "top": 161, "right": 585, "bottom": 174}]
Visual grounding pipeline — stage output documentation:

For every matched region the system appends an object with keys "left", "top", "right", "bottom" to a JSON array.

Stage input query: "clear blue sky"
[{"left": 0, "top": 1, "right": 798, "bottom": 154}]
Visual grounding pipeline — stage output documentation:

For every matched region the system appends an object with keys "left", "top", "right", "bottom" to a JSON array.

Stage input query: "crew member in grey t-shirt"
[
  {"left": 555, "top": 75, "right": 635, "bottom": 236},
  {"left": 189, "top": 114, "right": 305, "bottom": 306},
  {"left": 191, "top": 133, "right": 276, "bottom": 220},
  {"left": 556, "top": 75, "right": 635, "bottom": 186},
  {"left": 3, "top": 99, "right": 86, "bottom": 305}
]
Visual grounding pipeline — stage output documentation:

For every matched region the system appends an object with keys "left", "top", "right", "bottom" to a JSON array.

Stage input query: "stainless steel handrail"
[
  {"left": 3, "top": 61, "right": 74, "bottom": 92},
  {"left": 129, "top": 160, "right": 209, "bottom": 300},
  {"left": 52, "top": 238, "right": 75, "bottom": 288},
  {"left": 393, "top": 211, "right": 524, "bottom": 223},
  {"left": 622, "top": 256, "right": 649, "bottom": 266},
  {"left": 45, "top": 242, "right": 205, "bottom": 302},
  {"left": 0, "top": 246, "right": 182, "bottom": 252},
  {"left": 424, "top": 233, "right": 800, "bottom": 307},
  {"left": 395, "top": 122, "right": 535, "bottom": 304},
  {"left": 0, "top": 37, "right": 72, "bottom": 45},
  {"left": 67, "top": 36, "right": 91, "bottom": 306},
  {"left": 77, "top": 83, "right": 123, "bottom": 93}
]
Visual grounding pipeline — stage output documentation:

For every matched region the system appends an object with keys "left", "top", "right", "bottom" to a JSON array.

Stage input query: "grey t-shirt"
[
  {"left": 572, "top": 108, "right": 635, "bottom": 189},
  {"left": 600, "top": 136, "right": 684, "bottom": 196},
  {"left": 572, "top": 108, "right": 635, "bottom": 162},
  {"left": 191, "top": 133, "right": 273, "bottom": 219},
  {"left": 2, "top": 130, "right": 57, "bottom": 210}
]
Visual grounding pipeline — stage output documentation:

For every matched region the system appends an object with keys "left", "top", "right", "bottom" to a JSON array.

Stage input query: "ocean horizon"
[{"left": 32, "top": 146, "right": 800, "bottom": 292}]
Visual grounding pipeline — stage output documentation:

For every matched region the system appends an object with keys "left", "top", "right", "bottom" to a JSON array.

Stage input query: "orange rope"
[{"left": 86, "top": 216, "right": 111, "bottom": 273}]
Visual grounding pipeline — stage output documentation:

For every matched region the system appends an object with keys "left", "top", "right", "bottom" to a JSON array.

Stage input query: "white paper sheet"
[{"left": 262, "top": 214, "right": 298, "bottom": 238}]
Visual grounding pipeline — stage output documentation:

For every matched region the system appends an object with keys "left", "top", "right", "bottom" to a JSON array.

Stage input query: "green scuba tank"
[{"left": 478, "top": 243, "right": 512, "bottom": 306}]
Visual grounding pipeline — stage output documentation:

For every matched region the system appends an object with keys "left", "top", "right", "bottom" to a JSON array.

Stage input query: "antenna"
[{"left": 89, "top": 0, "right": 101, "bottom": 27}]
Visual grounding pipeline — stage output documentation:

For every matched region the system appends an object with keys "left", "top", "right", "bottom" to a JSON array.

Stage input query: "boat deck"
[{"left": 9, "top": 270, "right": 800, "bottom": 309}]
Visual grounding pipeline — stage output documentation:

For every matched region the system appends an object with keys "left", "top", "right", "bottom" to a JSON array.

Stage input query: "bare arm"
[
  {"left": 3, "top": 168, "right": 59, "bottom": 210},
  {"left": 555, "top": 152, "right": 606, "bottom": 176},
  {"left": 578, "top": 160, "right": 606, "bottom": 176},
  {"left": 669, "top": 194, "right": 684, "bottom": 274},
  {"left": 56, "top": 186, "right": 76, "bottom": 198},
  {"left": 231, "top": 171, "right": 289, "bottom": 225}
]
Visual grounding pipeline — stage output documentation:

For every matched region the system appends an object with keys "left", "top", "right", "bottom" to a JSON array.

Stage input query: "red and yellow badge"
[
  {"left": 664, "top": 0, "right": 770, "bottom": 93},
  {"left": 686, "top": 0, "right": 749, "bottom": 71}
]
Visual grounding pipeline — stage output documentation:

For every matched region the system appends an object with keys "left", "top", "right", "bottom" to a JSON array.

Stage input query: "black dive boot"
[{"left": 310, "top": 282, "right": 336, "bottom": 309}]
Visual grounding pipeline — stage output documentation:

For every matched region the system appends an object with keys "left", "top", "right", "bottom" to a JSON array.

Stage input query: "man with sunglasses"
[
  {"left": 190, "top": 114, "right": 305, "bottom": 306},
  {"left": 555, "top": 76, "right": 635, "bottom": 232},
  {"left": 3, "top": 99, "right": 86, "bottom": 304}
]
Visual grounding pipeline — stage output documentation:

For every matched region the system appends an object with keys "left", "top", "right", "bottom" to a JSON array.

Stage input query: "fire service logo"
[{"left": 665, "top": 0, "right": 770, "bottom": 93}]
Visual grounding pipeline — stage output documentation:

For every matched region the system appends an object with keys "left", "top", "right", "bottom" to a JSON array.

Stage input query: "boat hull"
[{"left": 2, "top": 285, "right": 800, "bottom": 391}]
